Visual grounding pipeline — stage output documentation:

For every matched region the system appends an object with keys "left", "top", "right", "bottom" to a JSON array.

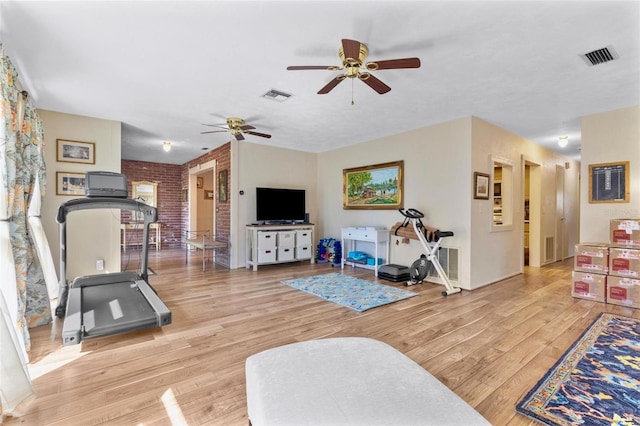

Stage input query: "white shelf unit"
[
  {"left": 341, "top": 227, "right": 389, "bottom": 277},
  {"left": 246, "top": 224, "right": 315, "bottom": 271}
]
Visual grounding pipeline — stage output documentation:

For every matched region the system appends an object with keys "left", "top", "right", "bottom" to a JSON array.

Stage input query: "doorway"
[
  {"left": 524, "top": 165, "right": 530, "bottom": 265},
  {"left": 189, "top": 161, "right": 216, "bottom": 238},
  {"left": 523, "top": 157, "right": 541, "bottom": 267},
  {"left": 555, "top": 164, "right": 567, "bottom": 262}
]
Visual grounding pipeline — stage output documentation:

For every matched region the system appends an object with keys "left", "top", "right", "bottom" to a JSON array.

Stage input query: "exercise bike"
[{"left": 398, "top": 208, "right": 461, "bottom": 296}]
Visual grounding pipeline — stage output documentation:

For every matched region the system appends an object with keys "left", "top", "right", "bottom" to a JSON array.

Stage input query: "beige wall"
[
  {"left": 315, "top": 116, "right": 579, "bottom": 290},
  {"left": 318, "top": 117, "right": 474, "bottom": 288},
  {"left": 580, "top": 106, "right": 640, "bottom": 243},
  {"left": 39, "top": 109, "right": 122, "bottom": 281},
  {"left": 234, "top": 141, "right": 318, "bottom": 267},
  {"left": 470, "top": 118, "right": 580, "bottom": 288}
]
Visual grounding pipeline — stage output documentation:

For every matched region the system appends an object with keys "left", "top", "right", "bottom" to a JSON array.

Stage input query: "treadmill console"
[{"left": 85, "top": 171, "right": 128, "bottom": 198}]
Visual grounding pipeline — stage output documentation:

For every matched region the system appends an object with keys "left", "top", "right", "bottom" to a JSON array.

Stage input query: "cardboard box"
[
  {"left": 609, "top": 247, "right": 640, "bottom": 278},
  {"left": 610, "top": 219, "right": 640, "bottom": 249},
  {"left": 571, "top": 271, "right": 607, "bottom": 302},
  {"left": 607, "top": 275, "right": 640, "bottom": 309},
  {"left": 574, "top": 243, "right": 609, "bottom": 274}
]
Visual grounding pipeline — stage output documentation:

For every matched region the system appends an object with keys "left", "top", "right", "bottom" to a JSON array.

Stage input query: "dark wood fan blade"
[
  {"left": 368, "top": 57, "right": 421, "bottom": 70},
  {"left": 244, "top": 130, "right": 272, "bottom": 139},
  {"left": 235, "top": 133, "right": 245, "bottom": 141},
  {"left": 239, "top": 125, "right": 256, "bottom": 131},
  {"left": 318, "top": 76, "right": 345, "bottom": 94},
  {"left": 287, "top": 65, "right": 334, "bottom": 70},
  {"left": 360, "top": 74, "right": 391, "bottom": 94},
  {"left": 200, "top": 130, "right": 229, "bottom": 134},
  {"left": 342, "top": 39, "right": 361, "bottom": 61}
]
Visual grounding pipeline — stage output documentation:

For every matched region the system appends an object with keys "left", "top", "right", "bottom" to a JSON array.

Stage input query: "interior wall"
[
  {"left": 235, "top": 142, "right": 318, "bottom": 268},
  {"left": 580, "top": 105, "right": 640, "bottom": 243},
  {"left": 470, "top": 117, "right": 580, "bottom": 288},
  {"left": 317, "top": 117, "right": 474, "bottom": 289},
  {"left": 39, "top": 109, "right": 122, "bottom": 280}
]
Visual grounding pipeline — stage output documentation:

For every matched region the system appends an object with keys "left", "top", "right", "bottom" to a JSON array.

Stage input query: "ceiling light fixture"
[
  {"left": 162, "top": 141, "right": 171, "bottom": 152},
  {"left": 558, "top": 136, "right": 569, "bottom": 148}
]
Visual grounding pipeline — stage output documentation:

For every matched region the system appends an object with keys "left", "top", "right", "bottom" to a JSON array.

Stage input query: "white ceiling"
[{"left": 2, "top": 1, "right": 639, "bottom": 165}]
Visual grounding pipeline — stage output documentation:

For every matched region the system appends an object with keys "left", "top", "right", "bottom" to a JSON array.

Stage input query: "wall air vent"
[
  {"left": 261, "top": 89, "right": 292, "bottom": 102},
  {"left": 581, "top": 46, "right": 619, "bottom": 66}
]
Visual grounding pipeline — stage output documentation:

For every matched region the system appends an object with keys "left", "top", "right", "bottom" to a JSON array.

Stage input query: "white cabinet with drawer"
[
  {"left": 341, "top": 227, "right": 389, "bottom": 277},
  {"left": 246, "top": 224, "right": 315, "bottom": 271}
]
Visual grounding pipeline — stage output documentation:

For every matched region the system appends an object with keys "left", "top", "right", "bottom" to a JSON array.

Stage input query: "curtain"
[
  {"left": 0, "top": 40, "right": 49, "bottom": 420},
  {"left": 17, "top": 96, "right": 50, "bottom": 327}
]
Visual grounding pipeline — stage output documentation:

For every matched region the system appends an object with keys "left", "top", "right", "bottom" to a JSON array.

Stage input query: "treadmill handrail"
[
  {"left": 57, "top": 197, "right": 157, "bottom": 224},
  {"left": 56, "top": 197, "right": 157, "bottom": 300}
]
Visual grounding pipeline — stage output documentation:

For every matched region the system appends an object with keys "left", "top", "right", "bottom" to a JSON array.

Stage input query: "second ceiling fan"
[
  {"left": 201, "top": 117, "right": 271, "bottom": 141},
  {"left": 287, "top": 38, "right": 421, "bottom": 95}
]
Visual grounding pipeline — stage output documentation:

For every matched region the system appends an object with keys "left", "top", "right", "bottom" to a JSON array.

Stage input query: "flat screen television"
[{"left": 256, "top": 187, "right": 306, "bottom": 224}]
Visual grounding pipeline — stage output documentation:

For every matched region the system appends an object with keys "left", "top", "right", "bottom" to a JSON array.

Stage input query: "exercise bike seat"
[{"left": 436, "top": 230, "right": 454, "bottom": 238}]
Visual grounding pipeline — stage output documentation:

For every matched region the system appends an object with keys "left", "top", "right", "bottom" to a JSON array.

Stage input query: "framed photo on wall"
[
  {"left": 56, "top": 139, "right": 95, "bottom": 164},
  {"left": 343, "top": 161, "right": 403, "bottom": 209},
  {"left": 218, "top": 169, "right": 228, "bottom": 202},
  {"left": 56, "top": 172, "right": 86, "bottom": 196},
  {"left": 588, "top": 161, "right": 630, "bottom": 203},
  {"left": 474, "top": 172, "right": 490, "bottom": 199}
]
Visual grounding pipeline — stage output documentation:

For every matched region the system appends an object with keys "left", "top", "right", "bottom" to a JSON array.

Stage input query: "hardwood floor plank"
[{"left": 5, "top": 252, "right": 625, "bottom": 425}]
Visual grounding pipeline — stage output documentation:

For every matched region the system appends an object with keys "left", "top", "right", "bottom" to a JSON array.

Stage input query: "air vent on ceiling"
[
  {"left": 261, "top": 89, "right": 292, "bottom": 102},
  {"left": 581, "top": 46, "right": 619, "bottom": 66}
]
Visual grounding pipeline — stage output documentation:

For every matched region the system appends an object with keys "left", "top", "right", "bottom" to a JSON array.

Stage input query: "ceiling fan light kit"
[
  {"left": 200, "top": 117, "right": 272, "bottom": 141},
  {"left": 287, "top": 38, "right": 421, "bottom": 95}
]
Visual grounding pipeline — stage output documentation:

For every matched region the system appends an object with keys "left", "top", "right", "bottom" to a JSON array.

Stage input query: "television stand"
[{"left": 246, "top": 224, "right": 315, "bottom": 271}]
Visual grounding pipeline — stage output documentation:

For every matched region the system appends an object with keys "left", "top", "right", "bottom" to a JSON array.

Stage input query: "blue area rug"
[
  {"left": 516, "top": 313, "right": 640, "bottom": 425},
  {"left": 281, "top": 272, "right": 417, "bottom": 312}
]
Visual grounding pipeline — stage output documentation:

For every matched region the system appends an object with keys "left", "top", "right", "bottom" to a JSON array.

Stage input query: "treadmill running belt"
[{"left": 81, "top": 281, "right": 157, "bottom": 338}]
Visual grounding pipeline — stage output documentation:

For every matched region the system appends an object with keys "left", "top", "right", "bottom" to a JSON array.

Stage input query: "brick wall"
[
  {"left": 121, "top": 142, "right": 231, "bottom": 260},
  {"left": 121, "top": 159, "right": 183, "bottom": 248}
]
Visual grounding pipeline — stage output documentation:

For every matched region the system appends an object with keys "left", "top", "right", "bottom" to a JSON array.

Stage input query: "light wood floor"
[{"left": 8, "top": 249, "right": 638, "bottom": 425}]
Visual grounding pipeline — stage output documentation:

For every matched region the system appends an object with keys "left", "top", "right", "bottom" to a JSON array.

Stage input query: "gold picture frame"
[
  {"left": 588, "top": 161, "right": 630, "bottom": 203},
  {"left": 56, "top": 139, "right": 95, "bottom": 164},
  {"left": 197, "top": 177, "right": 203, "bottom": 188},
  {"left": 343, "top": 161, "right": 403, "bottom": 210},
  {"left": 474, "top": 172, "right": 490, "bottom": 200},
  {"left": 204, "top": 189, "right": 214, "bottom": 199},
  {"left": 56, "top": 172, "right": 86, "bottom": 196}
]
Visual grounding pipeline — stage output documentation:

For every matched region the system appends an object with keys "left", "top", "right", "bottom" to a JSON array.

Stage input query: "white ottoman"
[{"left": 245, "top": 337, "right": 491, "bottom": 425}]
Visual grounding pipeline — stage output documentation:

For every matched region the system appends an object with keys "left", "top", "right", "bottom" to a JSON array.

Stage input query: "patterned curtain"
[
  {"left": 15, "top": 96, "right": 50, "bottom": 328},
  {"left": 0, "top": 40, "right": 49, "bottom": 419}
]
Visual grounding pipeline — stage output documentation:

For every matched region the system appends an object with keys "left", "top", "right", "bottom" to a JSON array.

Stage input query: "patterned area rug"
[
  {"left": 516, "top": 313, "right": 640, "bottom": 425},
  {"left": 281, "top": 272, "right": 418, "bottom": 312}
]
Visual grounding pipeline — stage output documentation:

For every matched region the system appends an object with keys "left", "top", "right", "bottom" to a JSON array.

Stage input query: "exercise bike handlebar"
[
  {"left": 399, "top": 208, "right": 454, "bottom": 239},
  {"left": 398, "top": 208, "right": 424, "bottom": 219}
]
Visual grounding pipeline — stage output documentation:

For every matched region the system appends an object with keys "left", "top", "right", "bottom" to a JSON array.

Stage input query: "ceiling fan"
[
  {"left": 200, "top": 117, "right": 272, "bottom": 141},
  {"left": 287, "top": 38, "right": 421, "bottom": 95}
]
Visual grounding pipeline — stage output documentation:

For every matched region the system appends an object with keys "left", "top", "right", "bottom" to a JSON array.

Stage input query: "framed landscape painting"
[{"left": 343, "top": 161, "right": 403, "bottom": 210}]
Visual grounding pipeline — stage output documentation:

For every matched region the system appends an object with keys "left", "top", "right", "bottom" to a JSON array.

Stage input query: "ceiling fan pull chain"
[{"left": 351, "top": 79, "right": 355, "bottom": 105}]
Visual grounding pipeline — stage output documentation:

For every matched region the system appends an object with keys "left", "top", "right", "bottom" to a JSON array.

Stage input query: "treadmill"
[{"left": 55, "top": 197, "right": 171, "bottom": 345}]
